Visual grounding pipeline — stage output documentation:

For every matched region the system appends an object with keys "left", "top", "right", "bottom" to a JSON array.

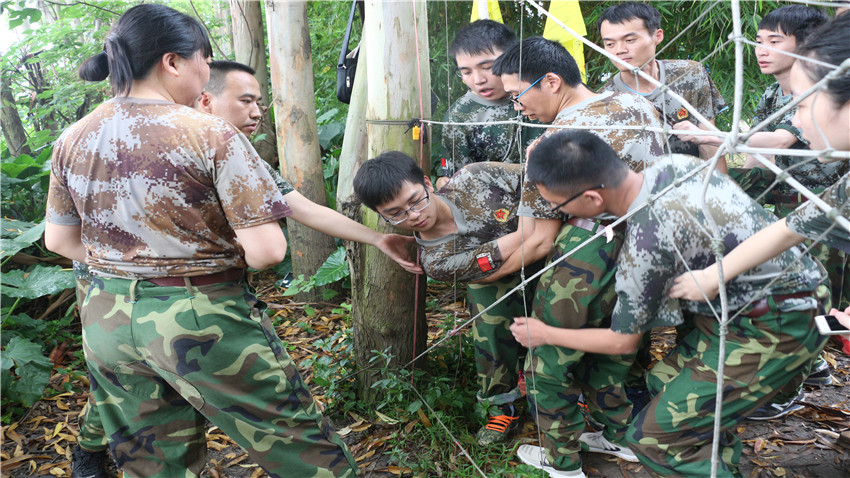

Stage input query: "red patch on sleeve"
[{"left": 477, "top": 253, "right": 494, "bottom": 272}]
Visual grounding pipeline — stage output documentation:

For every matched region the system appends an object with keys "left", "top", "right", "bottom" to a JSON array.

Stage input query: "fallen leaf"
[
  {"left": 388, "top": 465, "right": 413, "bottom": 475},
  {"left": 375, "top": 411, "right": 399, "bottom": 425},
  {"left": 416, "top": 408, "right": 432, "bottom": 428},
  {"left": 355, "top": 449, "right": 376, "bottom": 462}
]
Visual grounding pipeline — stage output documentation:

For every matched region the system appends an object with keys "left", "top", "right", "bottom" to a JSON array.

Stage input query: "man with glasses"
[
  {"left": 436, "top": 20, "right": 542, "bottom": 190},
  {"left": 513, "top": 130, "right": 823, "bottom": 477},
  {"left": 353, "top": 152, "right": 561, "bottom": 445},
  {"left": 492, "top": 36, "right": 663, "bottom": 477}
]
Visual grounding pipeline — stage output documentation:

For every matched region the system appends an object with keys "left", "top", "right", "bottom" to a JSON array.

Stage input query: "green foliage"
[
  {"left": 282, "top": 246, "right": 350, "bottom": 299},
  {"left": 1, "top": 337, "right": 53, "bottom": 416},
  {"left": 1, "top": 149, "right": 51, "bottom": 222},
  {"left": 1, "top": 263, "right": 74, "bottom": 299}
]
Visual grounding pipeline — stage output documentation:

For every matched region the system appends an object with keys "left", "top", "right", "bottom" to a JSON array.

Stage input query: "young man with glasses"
[
  {"left": 353, "top": 152, "right": 562, "bottom": 445},
  {"left": 492, "top": 36, "right": 664, "bottom": 477},
  {"left": 436, "top": 19, "right": 542, "bottom": 190},
  {"left": 596, "top": 2, "right": 727, "bottom": 162},
  {"left": 514, "top": 130, "right": 824, "bottom": 477}
]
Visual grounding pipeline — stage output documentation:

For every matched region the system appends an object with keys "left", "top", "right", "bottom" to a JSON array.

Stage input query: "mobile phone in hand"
[{"left": 814, "top": 315, "right": 850, "bottom": 335}]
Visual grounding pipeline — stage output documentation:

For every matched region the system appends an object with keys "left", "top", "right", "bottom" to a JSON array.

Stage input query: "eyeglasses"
[
  {"left": 380, "top": 190, "right": 431, "bottom": 225},
  {"left": 509, "top": 75, "right": 547, "bottom": 106},
  {"left": 549, "top": 184, "right": 605, "bottom": 212}
]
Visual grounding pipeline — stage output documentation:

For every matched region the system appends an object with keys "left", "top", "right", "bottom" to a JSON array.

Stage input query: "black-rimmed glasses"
[
  {"left": 380, "top": 191, "right": 431, "bottom": 225},
  {"left": 549, "top": 184, "right": 605, "bottom": 211}
]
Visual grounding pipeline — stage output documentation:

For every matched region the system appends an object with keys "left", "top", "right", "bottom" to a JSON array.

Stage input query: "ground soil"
[{"left": 2, "top": 282, "right": 849, "bottom": 478}]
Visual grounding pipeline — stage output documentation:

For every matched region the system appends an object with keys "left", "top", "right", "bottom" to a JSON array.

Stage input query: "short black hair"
[
  {"left": 797, "top": 13, "right": 850, "bottom": 107},
  {"left": 758, "top": 5, "right": 828, "bottom": 43},
  {"left": 206, "top": 60, "right": 256, "bottom": 96},
  {"left": 597, "top": 2, "right": 661, "bottom": 35},
  {"left": 353, "top": 151, "right": 426, "bottom": 211},
  {"left": 449, "top": 19, "right": 516, "bottom": 59},
  {"left": 527, "top": 130, "right": 629, "bottom": 196},
  {"left": 492, "top": 36, "right": 581, "bottom": 88}
]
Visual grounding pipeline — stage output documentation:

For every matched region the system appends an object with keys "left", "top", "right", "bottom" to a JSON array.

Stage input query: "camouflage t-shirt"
[
  {"left": 786, "top": 171, "right": 850, "bottom": 253},
  {"left": 518, "top": 90, "right": 666, "bottom": 217},
  {"left": 612, "top": 155, "right": 822, "bottom": 334},
  {"left": 601, "top": 59, "right": 727, "bottom": 157},
  {"left": 416, "top": 162, "right": 559, "bottom": 282},
  {"left": 753, "top": 82, "right": 847, "bottom": 194},
  {"left": 439, "top": 92, "right": 543, "bottom": 177},
  {"left": 47, "top": 97, "right": 291, "bottom": 279}
]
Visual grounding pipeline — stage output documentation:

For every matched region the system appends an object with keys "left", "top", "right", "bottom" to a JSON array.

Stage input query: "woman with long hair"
[{"left": 44, "top": 4, "right": 358, "bottom": 477}]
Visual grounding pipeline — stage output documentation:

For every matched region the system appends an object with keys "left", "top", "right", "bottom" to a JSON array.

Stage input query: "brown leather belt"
[
  {"left": 145, "top": 269, "right": 244, "bottom": 287},
  {"left": 566, "top": 217, "right": 624, "bottom": 233},
  {"left": 740, "top": 291, "right": 813, "bottom": 318}
]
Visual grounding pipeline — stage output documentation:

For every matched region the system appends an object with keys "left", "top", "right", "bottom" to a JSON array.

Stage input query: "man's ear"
[
  {"left": 544, "top": 72, "right": 563, "bottom": 94},
  {"left": 585, "top": 189, "right": 605, "bottom": 207},
  {"left": 198, "top": 92, "right": 213, "bottom": 113},
  {"left": 653, "top": 28, "right": 664, "bottom": 46},
  {"left": 423, "top": 175, "right": 435, "bottom": 193}
]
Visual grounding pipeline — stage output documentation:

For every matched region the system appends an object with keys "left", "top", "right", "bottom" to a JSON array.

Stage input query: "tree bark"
[
  {"left": 347, "top": 0, "right": 431, "bottom": 401},
  {"left": 265, "top": 0, "right": 340, "bottom": 302},
  {"left": 231, "top": 0, "right": 278, "bottom": 165},
  {"left": 1, "top": 72, "right": 30, "bottom": 157}
]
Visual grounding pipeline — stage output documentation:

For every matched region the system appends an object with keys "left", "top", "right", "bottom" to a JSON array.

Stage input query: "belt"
[
  {"left": 739, "top": 291, "right": 813, "bottom": 318},
  {"left": 144, "top": 269, "right": 244, "bottom": 287},
  {"left": 566, "top": 217, "right": 625, "bottom": 233}
]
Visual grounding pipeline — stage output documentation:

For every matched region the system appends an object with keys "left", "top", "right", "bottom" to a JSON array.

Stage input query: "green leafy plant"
[{"left": 282, "top": 246, "right": 350, "bottom": 299}]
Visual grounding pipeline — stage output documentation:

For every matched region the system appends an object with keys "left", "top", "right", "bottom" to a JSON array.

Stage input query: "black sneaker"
[
  {"left": 476, "top": 403, "right": 520, "bottom": 445},
  {"left": 803, "top": 359, "right": 832, "bottom": 387},
  {"left": 747, "top": 391, "right": 804, "bottom": 421},
  {"left": 71, "top": 446, "right": 110, "bottom": 478}
]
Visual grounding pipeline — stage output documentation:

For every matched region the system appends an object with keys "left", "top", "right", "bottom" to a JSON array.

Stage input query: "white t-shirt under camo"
[
  {"left": 601, "top": 59, "right": 727, "bottom": 156},
  {"left": 612, "top": 155, "right": 822, "bottom": 334},
  {"left": 786, "top": 171, "right": 850, "bottom": 253},
  {"left": 518, "top": 90, "right": 666, "bottom": 217},
  {"left": 416, "top": 162, "right": 559, "bottom": 282},
  {"left": 47, "top": 97, "right": 291, "bottom": 278}
]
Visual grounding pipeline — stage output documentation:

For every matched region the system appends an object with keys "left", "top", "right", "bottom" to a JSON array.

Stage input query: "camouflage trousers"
[
  {"left": 466, "top": 262, "right": 540, "bottom": 406},
  {"left": 524, "top": 222, "right": 634, "bottom": 471},
  {"left": 80, "top": 276, "right": 358, "bottom": 478},
  {"left": 74, "top": 279, "right": 109, "bottom": 453},
  {"left": 627, "top": 297, "right": 825, "bottom": 478}
]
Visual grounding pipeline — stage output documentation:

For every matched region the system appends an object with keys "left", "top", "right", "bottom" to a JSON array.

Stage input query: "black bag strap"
[{"left": 338, "top": 0, "right": 361, "bottom": 67}]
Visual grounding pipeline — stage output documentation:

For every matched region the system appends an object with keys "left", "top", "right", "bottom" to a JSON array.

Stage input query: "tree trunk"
[
  {"left": 265, "top": 0, "right": 340, "bottom": 302},
  {"left": 347, "top": 0, "right": 431, "bottom": 401},
  {"left": 1, "top": 73, "right": 30, "bottom": 157},
  {"left": 231, "top": 0, "right": 278, "bottom": 165},
  {"left": 215, "top": 0, "right": 233, "bottom": 59}
]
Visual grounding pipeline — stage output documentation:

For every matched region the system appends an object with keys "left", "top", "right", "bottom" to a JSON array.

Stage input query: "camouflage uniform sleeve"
[
  {"left": 45, "top": 136, "right": 81, "bottom": 226},
  {"left": 440, "top": 105, "right": 473, "bottom": 177},
  {"left": 786, "top": 173, "right": 850, "bottom": 253},
  {"left": 701, "top": 65, "right": 728, "bottom": 118},
  {"left": 611, "top": 220, "right": 684, "bottom": 334},
  {"left": 516, "top": 173, "right": 563, "bottom": 219},
  {"left": 214, "top": 134, "right": 292, "bottom": 229},
  {"left": 421, "top": 239, "right": 503, "bottom": 283},
  {"left": 753, "top": 83, "right": 805, "bottom": 143},
  {"left": 261, "top": 161, "right": 295, "bottom": 196}
]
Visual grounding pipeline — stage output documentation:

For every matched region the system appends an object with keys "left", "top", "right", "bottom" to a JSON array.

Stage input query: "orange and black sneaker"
[{"left": 476, "top": 403, "right": 520, "bottom": 445}]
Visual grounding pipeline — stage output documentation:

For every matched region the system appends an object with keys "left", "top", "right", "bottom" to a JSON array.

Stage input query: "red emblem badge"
[
  {"left": 676, "top": 107, "right": 689, "bottom": 120},
  {"left": 493, "top": 208, "right": 509, "bottom": 222},
  {"left": 476, "top": 253, "right": 495, "bottom": 272}
]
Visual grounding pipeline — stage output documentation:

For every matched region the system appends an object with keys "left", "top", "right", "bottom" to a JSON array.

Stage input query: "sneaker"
[
  {"left": 476, "top": 404, "right": 520, "bottom": 445},
  {"left": 579, "top": 430, "right": 639, "bottom": 462},
  {"left": 516, "top": 444, "right": 587, "bottom": 478},
  {"left": 747, "top": 391, "right": 805, "bottom": 421},
  {"left": 71, "top": 446, "right": 110, "bottom": 478},
  {"left": 803, "top": 359, "right": 832, "bottom": 387}
]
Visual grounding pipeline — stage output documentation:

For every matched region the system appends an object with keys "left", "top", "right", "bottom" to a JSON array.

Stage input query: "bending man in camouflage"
[
  {"left": 353, "top": 152, "right": 562, "bottom": 446},
  {"left": 492, "top": 36, "right": 664, "bottom": 476},
  {"left": 514, "top": 130, "right": 825, "bottom": 477}
]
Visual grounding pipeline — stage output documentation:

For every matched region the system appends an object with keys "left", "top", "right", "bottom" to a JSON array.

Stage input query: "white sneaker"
[
  {"left": 516, "top": 444, "right": 587, "bottom": 478},
  {"left": 578, "top": 431, "right": 639, "bottom": 462}
]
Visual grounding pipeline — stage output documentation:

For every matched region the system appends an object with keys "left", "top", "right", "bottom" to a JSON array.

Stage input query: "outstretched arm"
[
  {"left": 510, "top": 316, "right": 642, "bottom": 355},
  {"left": 284, "top": 191, "right": 422, "bottom": 274},
  {"left": 474, "top": 217, "right": 560, "bottom": 283},
  {"left": 668, "top": 218, "right": 805, "bottom": 301},
  {"left": 44, "top": 223, "right": 86, "bottom": 263}
]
